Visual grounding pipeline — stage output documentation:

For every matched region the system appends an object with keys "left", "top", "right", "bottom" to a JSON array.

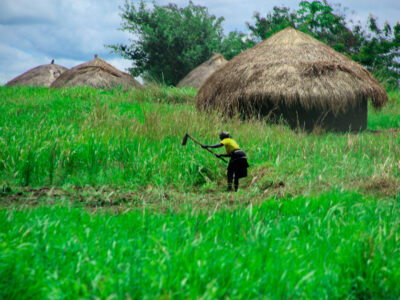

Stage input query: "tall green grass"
[
  {"left": 0, "top": 86, "right": 399, "bottom": 197},
  {"left": 1, "top": 86, "right": 399, "bottom": 299},
  {"left": 368, "top": 90, "right": 400, "bottom": 130},
  {"left": 1, "top": 191, "right": 399, "bottom": 298}
]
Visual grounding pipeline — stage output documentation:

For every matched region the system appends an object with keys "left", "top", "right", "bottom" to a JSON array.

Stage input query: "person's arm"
[
  {"left": 202, "top": 143, "right": 230, "bottom": 158},
  {"left": 202, "top": 143, "right": 223, "bottom": 149}
]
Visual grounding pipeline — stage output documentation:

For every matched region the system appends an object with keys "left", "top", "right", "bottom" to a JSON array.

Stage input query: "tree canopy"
[
  {"left": 109, "top": 1, "right": 246, "bottom": 86},
  {"left": 111, "top": 0, "right": 399, "bottom": 88},
  {"left": 246, "top": 0, "right": 400, "bottom": 89}
]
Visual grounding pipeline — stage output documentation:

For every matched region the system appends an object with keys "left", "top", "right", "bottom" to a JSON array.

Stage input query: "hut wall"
[{"left": 240, "top": 98, "right": 368, "bottom": 132}]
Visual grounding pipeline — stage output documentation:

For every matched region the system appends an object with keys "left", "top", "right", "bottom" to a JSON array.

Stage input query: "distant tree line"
[{"left": 109, "top": 0, "right": 400, "bottom": 89}]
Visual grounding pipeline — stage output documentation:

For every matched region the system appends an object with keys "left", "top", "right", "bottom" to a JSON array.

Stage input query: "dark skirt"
[{"left": 228, "top": 150, "right": 249, "bottom": 179}]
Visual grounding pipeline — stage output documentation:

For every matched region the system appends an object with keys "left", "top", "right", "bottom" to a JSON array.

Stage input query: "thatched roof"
[
  {"left": 5, "top": 60, "right": 68, "bottom": 87},
  {"left": 196, "top": 28, "right": 388, "bottom": 116},
  {"left": 51, "top": 56, "right": 142, "bottom": 89},
  {"left": 177, "top": 53, "right": 227, "bottom": 89}
]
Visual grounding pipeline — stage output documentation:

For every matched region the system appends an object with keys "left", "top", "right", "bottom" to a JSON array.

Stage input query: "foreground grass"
[
  {"left": 0, "top": 86, "right": 399, "bottom": 199},
  {"left": 1, "top": 86, "right": 399, "bottom": 299},
  {"left": 1, "top": 191, "right": 399, "bottom": 299}
]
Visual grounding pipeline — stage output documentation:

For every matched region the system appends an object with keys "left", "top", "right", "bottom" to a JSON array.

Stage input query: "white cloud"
[
  {"left": 0, "top": 43, "right": 49, "bottom": 84},
  {"left": 108, "top": 57, "right": 133, "bottom": 73},
  {"left": 0, "top": 0, "right": 131, "bottom": 84},
  {"left": 0, "top": 0, "right": 58, "bottom": 25}
]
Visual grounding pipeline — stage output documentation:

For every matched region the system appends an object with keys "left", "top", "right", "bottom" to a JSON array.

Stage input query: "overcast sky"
[{"left": 1, "top": 0, "right": 399, "bottom": 85}]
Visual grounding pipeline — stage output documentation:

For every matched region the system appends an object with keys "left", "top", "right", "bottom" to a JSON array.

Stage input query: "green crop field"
[{"left": 0, "top": 86, "right": 399, "bottom": 298}]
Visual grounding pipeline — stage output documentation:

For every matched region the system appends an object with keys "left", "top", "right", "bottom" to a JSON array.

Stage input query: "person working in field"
[{"left": 202, "top": 131, "right": 249, "bottom": 192}]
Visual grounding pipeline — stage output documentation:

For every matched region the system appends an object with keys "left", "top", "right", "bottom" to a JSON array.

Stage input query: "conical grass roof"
[
  {"left": 196, "top": 28, "right": 388, "bottom": 116},
  {"left": 5, "top": 61, "right": 68, "bottom": 87},
  {"left": 51, "top": 56, "right": 142, "bottom": 90},
  {"left": 177, "top": 53, "right": 227, "bottom": 89}
]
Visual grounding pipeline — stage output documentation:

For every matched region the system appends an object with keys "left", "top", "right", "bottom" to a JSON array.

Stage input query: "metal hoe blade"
[
  {"left": 181, "top": 133, "right": 227, "bottom": 164},
  {"left": 182, "top": 133, "right": 189, "bottom": 146}
]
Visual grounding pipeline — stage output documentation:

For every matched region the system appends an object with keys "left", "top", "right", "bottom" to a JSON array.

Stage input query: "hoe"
[{"left": 182, "top": 133, "right": 227, "bottom": 163}]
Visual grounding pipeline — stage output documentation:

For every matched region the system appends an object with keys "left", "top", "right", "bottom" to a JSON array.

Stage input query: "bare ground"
[{"left": 1, "top": 174, "right": 398, "bottom": 212}]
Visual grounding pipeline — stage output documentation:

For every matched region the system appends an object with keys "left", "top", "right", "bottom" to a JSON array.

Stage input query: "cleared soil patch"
[
  {"left": 1, "top": 172, "right": 398, "bottom": 213},
  {"left": 0, "top": 185, "right": 257, "bottom": 212}
]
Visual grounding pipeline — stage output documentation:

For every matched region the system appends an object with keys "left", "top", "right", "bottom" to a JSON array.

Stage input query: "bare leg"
[
  {"left": 227, "top": 169, "right": 234, "bottom": 191},
  {"left": 234, "top": 175, "right": 239, "bottom": 192}
]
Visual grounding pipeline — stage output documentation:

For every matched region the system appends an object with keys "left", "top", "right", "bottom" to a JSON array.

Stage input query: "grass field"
[
  {"left": 0, "top": 86, "right": 399, "bottom": 298},
  {"left": 1, "top": 192, "right": 400, "bottom": 299},
  {"left": 0, "top": 86, "right": 399, "bottom": 197}
]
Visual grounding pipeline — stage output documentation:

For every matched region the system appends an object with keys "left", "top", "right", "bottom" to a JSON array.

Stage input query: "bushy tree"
[
  {"left": 220, "top": 31, "right": 254, "bottom": 60},
  {"left": 246, "top": 0, "right": 400, "bottom": 88},
  {"left": 109, "top": 1, "right": 247, "bottom": 86},
  {"left": 351, "top": 17, "right": 400, "bottom": 89},
  {"left": 247, "top": 1, "right": 357, "bottom": 53},
  {"left": 296, "top": 0, "right": 357, "bottom": 53},
  {"left": 246, "top": 6, "right": 296, "bottom": 43},
  {"left": 111, "top": 0, "right": 399, "bottom": 88}
]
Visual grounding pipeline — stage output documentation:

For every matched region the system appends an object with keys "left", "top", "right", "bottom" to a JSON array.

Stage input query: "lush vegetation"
[
  {"left": 0, "top": 86, "right": 399, "bottom": 298},
  {"left": 0, "top": 86, "right": 399, "bottom": 197},
  {"left": 247, "top": 1, "right": 400, "bottom": 89},
  {"left": 112, "top": 0, "right": 399, "bottom": 88},
  {"left": 1, "top": 191, "right": 400, "bottom": 299},
  {"left": 109, "top": 1, "right": 248, "bottom": 85}
]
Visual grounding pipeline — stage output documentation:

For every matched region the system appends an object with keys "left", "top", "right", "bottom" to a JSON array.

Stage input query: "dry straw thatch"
[
  {"left": 5, "top": 60, "right": 67, "bottom": 87},
  {"left": 51, "top": 56, "right": 142, "bottom": 90},
  {"left": 196, "top": 28, "right": 388, "bottom": 131},
  {"left": 177, "top": 53, "right": 227, "bottom": 89}
]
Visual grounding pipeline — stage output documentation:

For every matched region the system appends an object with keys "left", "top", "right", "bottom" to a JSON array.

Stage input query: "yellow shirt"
[{"left": 221, "top": 138, "right": 240, "bottom": 155}]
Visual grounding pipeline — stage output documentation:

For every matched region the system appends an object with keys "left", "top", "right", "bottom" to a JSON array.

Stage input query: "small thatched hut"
[
  {"left": 177, "top": 53, "right": 227, "bottom": 89},
  {"left": 196, "top": 28, "right": 388, "bottom": 131},
  {"left": 51, "top": 55, "right": 142, "bottom": 90},
  {"left": 5, "top": 60, "right": 67, "bottom": 87}
]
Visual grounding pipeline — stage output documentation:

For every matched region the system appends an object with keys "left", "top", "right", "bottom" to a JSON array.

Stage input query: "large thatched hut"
[
  {"left": 51, "top": 55, "right": 142, "bottom": 89},
  {"left": 5, "top": 60, "right": 67, "bottom": 87},
  {"left": 177, "top": 53, "right": 227, "bottom": 89},
  {"left": 196, "top": 28, "right": 388, "bottom": 131}
]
